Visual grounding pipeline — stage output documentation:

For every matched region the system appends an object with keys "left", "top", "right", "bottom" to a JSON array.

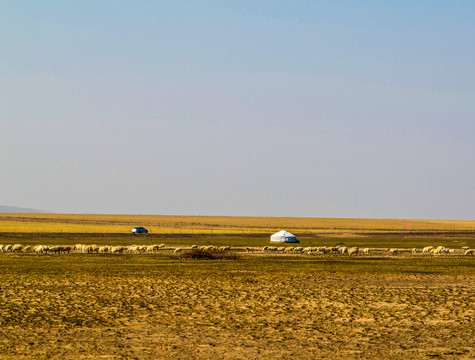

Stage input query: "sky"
[{"left": 1, "top": 1, "right": 475, "bottom": 219}]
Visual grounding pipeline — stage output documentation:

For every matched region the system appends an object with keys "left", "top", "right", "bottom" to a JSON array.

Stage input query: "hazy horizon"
[{"left": 2, "top": 2, "right": 474, "bottom": 220}]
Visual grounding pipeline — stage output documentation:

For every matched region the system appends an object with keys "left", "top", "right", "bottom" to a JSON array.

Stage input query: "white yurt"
[{"left": 270, "top": 230, "right": 299, "bottom": 243}]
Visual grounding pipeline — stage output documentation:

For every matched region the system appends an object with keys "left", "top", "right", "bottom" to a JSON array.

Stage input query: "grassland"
[
  {"left": 0, "top": 214, "right": 474, "bottom": 359},
  {"left": 2, "top": 213, "right": 475, "bottom": 234},
  {"left": 0, "top": 253, "right": 473, "bottom": 359}
]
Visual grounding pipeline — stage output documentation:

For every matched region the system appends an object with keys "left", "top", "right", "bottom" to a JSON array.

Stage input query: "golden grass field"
[
  {"left": 1, "top": 213, "right": 475, "bottom": 234},
  {"left": 0, "top": 214, "right": 474, "bottom": 359}
]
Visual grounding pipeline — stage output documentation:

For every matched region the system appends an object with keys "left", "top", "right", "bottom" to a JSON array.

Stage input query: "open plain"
[{"left": 0, "top": 214, "right": 474, "bottom": 359}]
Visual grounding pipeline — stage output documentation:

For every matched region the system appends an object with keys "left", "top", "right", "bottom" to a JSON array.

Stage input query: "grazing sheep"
[
  {"left": 0, "top": 244, "right": 4, "bottom": 253},
  {"left": 464, "top": 249, "right": 474, "bottom": 256},
  {"left": 387, "top": 248, "right": 398, "bottom": 255},
  {"left": 315, "top": 247, "right": 327, "bottom": 254},
  {"left": 262, "top": 246, "right": 269, "bottom": 252},
  {"left": 110, "top": 246, "right": 125, "bottom": 254},
  {"left": 35, "top": 245, "right": 47, "bottom": 255},
  {"left": 327, "top": 247, "right": 338, "bottom": 254},
  {"left": 191, "top": 245, "right": 198, "bottom": 250},
  {"left": 293, "top": 247, "right": 303, "bottom": 253},
  {"left": 363, "top": 248, "right": 370, "bottom": 255},
  {"left": 449, "top": 249, "right": 456, "bottom": 255},
  {"left": 348, "top": 247, "right": 359, "bottom": 256},
  {"left": 277, "top": 247, "right": 285, "bottom": 253},
  {"left": 412, "top": 248, "right": 417, "bottom": 254},
  {"left": 48, "top": 245, "right": 62, "bottom": 254},
  {"left": 338, "top": 247, "right": 348, "bottom": 255},
  {"left": 432, "top": 246, "right": 446, "bottom": 255},
  {"left": 4, "top": 245, "right": 13, "bottom": 253},
  {"left": 245, "top": 247, "right": 251, "bottom": 253},
  {"left": 422, "top": 246, "right": 434, "bottom": 254},
  {"left": 127, "top": 245, "right": 138, "bottom": 253},
  {"left": 98, "top": 246, "right": 109, "bottom": 254},
  {"left": 174, "top": 248, "right": 182, "bottom": 254},
  {"left": 303, "top": 247, "right": 313, "bottom": 254},
  {"left": 12, "top": 244, "right": 23, "bottom": 253},
  {"left": 146, "top": 245, "right": 155, "bottom": 253}
]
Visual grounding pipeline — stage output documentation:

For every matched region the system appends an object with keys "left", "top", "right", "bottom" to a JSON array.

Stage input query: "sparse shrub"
[{"left": 179, "top": 249, "right": 239, "bottom": 260}]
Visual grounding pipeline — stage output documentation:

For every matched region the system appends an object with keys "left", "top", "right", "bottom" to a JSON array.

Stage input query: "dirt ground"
[{"left": 0, "top": 254, "right": 473, "bottom": 359}]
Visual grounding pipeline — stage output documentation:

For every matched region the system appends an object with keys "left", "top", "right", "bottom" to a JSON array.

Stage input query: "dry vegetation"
[
  {"left": 0, "top": 214, "right": 474, "bottom": 359},
  {"left": 2, "top": 213, "right": 475, "bottom": 234},
  {"left": 0, "top": 254, "right": 473, "bottom": 359}
]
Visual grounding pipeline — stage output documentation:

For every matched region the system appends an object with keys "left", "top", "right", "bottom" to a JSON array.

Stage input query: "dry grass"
[
  {"left": 0, "top": 254, "right": 473, "bottom": 359},
  {"left": 1, "top": 213, "right": 475, "bottom": 234}
]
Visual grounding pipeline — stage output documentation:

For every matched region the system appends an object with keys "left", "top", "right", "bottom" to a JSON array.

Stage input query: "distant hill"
[{"left": 0, "top": 205, "right": 49, "bottom": 213}]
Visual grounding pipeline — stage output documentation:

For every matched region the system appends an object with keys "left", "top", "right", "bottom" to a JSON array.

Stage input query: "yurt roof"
[{"left": 272, "top": 230, "right": 296, "bottom": 237}]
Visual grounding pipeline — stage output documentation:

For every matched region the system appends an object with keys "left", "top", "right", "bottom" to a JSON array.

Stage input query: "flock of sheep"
[
  {"left": 0, "top": 243, "right": 473, "bottom": 256},
  {"left": 0, "top": 244, "right": 166, "bottom": 255},
  {"left": 0, "top": 243, "right": 232, "bottom": 255},
  {"left": 260, "top": 245, "right": 474, "bottom": 256}
]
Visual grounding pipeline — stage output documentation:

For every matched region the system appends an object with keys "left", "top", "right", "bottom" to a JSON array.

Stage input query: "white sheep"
[
  {"left": 0, "top": 244, "right": 4, "bottom": 253},
  {"left": 110, "top": 246, "right": 125, "bottom": 254},
  {"left": 12, "top": 244, "right": 23, "bottom": 253},
  {"left": 348, "top": 247, "right": 359, "bottom": 256},
  {"left": 315, "top": 247, "right": 327, "bottom": 254},
  {"left": 174, "top": 248, "right": 182, "bottom": 254},
  {"left": 363, "top": 248, "right": 370, "bottom": 255},
  {"left": 448, "top": 249, "right": 456, "bottom": 255},
  {"left": 98, "top": 246, "right": 109, "bottom": 254},
  {"left": 127, "top": 245, "right": 138, "bottom": 253},
  {"left": 327, "top": 247, "right": 338, "bottom": 254},
  {"left": 35, "top": 245, "right": 47, "bottom": 254},
  {"left": 387, "top": 248, "right": 398, "bottom": 255},
  {"left": 422, "top": 246, "right": 434, "bottom": 254},
  {"left": 464, "top": 249, "right": 473, "bottom": 256},
  {"left": 412, "top": 248, "right": 417, "bottom": 254},
  {"left": 146, "top": 245, "right": 156, "bottom": 253},
  {"left": 440, "top": 247, "right": 450, "bottom": 254},
  {"left": 284, "top": 247, "right": 294, "bottom": 253}
]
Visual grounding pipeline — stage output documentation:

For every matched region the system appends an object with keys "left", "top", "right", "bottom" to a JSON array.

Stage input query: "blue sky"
[{"left": 1, "top": 1, "right": 474, "bottom": 219}]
